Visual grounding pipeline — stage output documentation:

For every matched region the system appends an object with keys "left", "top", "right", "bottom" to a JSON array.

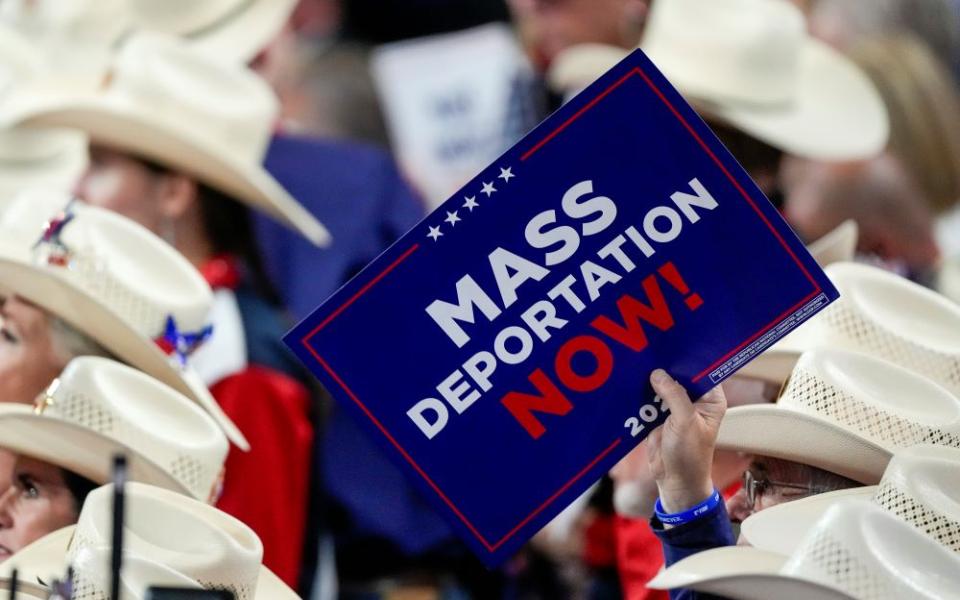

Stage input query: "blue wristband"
[{"left": 654, "top": 489, "right": 722, "bottom": 526}]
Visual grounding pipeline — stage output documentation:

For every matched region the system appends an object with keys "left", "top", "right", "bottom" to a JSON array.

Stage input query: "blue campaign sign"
[{"left": 286, "top": 49, "right": 838, "bottom": 566}]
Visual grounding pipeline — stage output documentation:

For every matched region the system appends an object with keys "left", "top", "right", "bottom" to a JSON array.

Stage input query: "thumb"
[{"left": 650, "top": 369, "right": 694, "bottom": 422}]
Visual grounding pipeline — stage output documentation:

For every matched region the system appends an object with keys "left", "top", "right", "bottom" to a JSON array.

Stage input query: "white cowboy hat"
[
  {"left": 0, "top": 127, "right": 87, "bottom": 200},
  {"left": 127, "top": 0, "right": 298, "bottom": 64},
  {"left": 808, "top": 220, "right": 858, "bottom": 268},
  {"left": 0, "top": 356, "right": 228, "bottom": 501},
  {"left": 737, "top": 262, "right": 960, "bottom": 390},
  {"left": 741, "top": 444, "right": 960, "bottom": 556},
  {"left": 716, "top": 348, "right": 960, "bottom": 484},
  {"left": 548, "top": 0, "right": 888, "bottom": 161},
  {"left": 0, "top": 22, "right": 88, "bottom": 199},
  {"left": 5, "top": 31, "right": 330, "bottom": 246},
  {"left": 648, "top": 500, "right": 960, "bottom": 599},
  {"left": 0, "top": 0, "right": 130, "bottom": 84},
  {"left": 938, "top": 257, "right": 960, "bottom": 304},
  {"left": 0, "top": 579, "right": 48, "bottom": 598},
  {"left": 1, "top": 483, "right": 298, "bottom": 599},
  {"left": 0, "top": 189, "right": 248, "bottom": 450}
]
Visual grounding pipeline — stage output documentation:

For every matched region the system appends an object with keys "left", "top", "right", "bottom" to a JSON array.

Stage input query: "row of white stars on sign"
[{"left": 427, "top": 166, "right": 515, "bottom": 241}]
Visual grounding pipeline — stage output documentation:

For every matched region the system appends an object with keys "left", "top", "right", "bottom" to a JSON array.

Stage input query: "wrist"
[
  {"left": 654, "top": 488, "right": 722, "bottom": 528},
  {"left": 656, "top": 480, "right": 714, "bottom": 513}
]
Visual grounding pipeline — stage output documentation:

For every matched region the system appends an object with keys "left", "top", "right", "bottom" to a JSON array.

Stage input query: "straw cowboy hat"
[
  {"left": 0, "top": 0, "right": 129, "bottom": 84},
  {"left": 648, "top": 500, "right": 960, "bottom": 600},
  {"left": 737, "top": 262, "right": 960, "bottom": 391},
  {"left": 939, "top": 257, "right": 960, "bottom": 304},
  {"left": 547, "top": 0, "right": 888, "bottom": 161},
  {"left": 0, "top": 580, "right": 48, "bottom": 599},
  {"left": 741, "top": 444, "right": 960, "bottom": 557},
  {"left": 0, "top": 190, "right": 248, "bottom": 450},
  {"left": 808, "top": 220, "right": 858, "bottom": 268},
  {"left": 127, "top": 0, "right": 298, "bottom": 64},
  {"left": 0, "top": 22, "right": 87, "bottom": 199},
  {"left": 2, "top": 483, "right": 298, "bottom": 599},
  {"left": 0, "top": 127, "right": 87, "bottom": 200},
  {"left": 0, "top": 356, "right": 228, "bottom": 501},
  {"left": 6, "top": 31, "right": 330, "bottom": 246},
  {"left": 716, "top": 348, "right": 960, "bottom": 484}
]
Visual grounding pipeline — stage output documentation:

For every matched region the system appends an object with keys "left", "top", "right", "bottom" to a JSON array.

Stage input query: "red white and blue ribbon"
[
  {"left": 33, "top": 199, "right": 77, "bottom": 266},
  {"left": 154, "top": 316, "right": 214, "bottom": 367}
]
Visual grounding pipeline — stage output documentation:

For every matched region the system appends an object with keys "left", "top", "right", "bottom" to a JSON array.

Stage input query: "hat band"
[
  {"left": 782, "top": 368, "right": 960, "bottom": 451},
  {"left": 873, "top": 481, "right": 960, "bottom": 554}
]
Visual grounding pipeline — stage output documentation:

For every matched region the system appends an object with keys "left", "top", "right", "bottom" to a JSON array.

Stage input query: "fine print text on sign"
[{"left": 286, "top": 49, "right": 838, "bottom": 567}]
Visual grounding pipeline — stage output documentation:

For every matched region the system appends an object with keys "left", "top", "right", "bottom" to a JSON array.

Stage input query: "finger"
[
  {"left": 650, "top": 369, "right": 694, "bottom": 422},
  {"left": 647, "top": 427, "right": 663, "bottom": 469},
  {"left": 696, "top": 385, "right": 728, "bottom": 427}
]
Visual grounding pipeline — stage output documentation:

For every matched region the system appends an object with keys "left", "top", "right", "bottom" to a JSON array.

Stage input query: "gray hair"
[
  {"left": 48, "top": 316, "right": 116, "bottom": 364},
  {"left": 756, "top": 456, "right": 863, "bottom": 491}
]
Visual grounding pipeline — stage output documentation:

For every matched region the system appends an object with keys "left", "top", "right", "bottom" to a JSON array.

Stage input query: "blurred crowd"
[{"left": 0, "top": 0, "right": 955, "bottom": 599}]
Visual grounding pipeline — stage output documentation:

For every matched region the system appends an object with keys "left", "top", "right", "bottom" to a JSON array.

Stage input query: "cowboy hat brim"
[
  {"left": 732, "top": 312, "right": 825, "bottom": 382},
  {"left": 9, "top": 92, "right": 330, "bottom": 247},
  {"left": 0, "top": 244, "right": 249, "bottom": 450},
  {"left": 807, "top": 220, "right": 858, "bottom": 268},
  {"left": 740, "top": 487, "right": 875, "bottom": 556},
  {"left": 548, "top": 39, "right": 887, "bottom": 161},
  {"left": 707, "top": 40, "right": 888, "bottom": 162},
  {"left": 186, "top": 0, "right": 298, "bottom": 64},
  {"left": 734, "top": 348, "right": 801, "bottom": 384},
  {"left": 939, "top": 258, "right": 960, "bottom": 304},
  {"left": 0, "top": 405, "right": 196, "bottom": 498},
  {"left": 0, "top": 127, "right": 87, "bottom": 198},
  {"left": 0, "top": 578, "right": 48, "bottom": 598},
  {"left": 0, "top": 526, "right": 298, "bottom": 599},
  {"left": 716, "top": 405, "right": 892, "bottom": 484},
  {"left": 647, "top": 546, "right": 852, "bottom": 600}
]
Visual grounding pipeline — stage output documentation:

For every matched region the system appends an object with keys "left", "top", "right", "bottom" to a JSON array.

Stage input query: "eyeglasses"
[{"left": 742, "top": 470, "right": 830, "bottom": 511}]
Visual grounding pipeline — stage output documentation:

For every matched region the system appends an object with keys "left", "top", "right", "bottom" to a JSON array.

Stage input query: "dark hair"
[
  {"left": 62, "top": 469, "right": 99, "bottom": 513},
  {"left": 137, "top": 157, "right": 281, "bottom": 305},
  {"left": 195, "top": 183, "right": 282, "bottom": 305},
  {"left": 707, "top": 121, "right": 784, "bottom": 176}
]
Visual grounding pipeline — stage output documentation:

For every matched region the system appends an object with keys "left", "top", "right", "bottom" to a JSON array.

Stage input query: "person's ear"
[
  {"left": 626, "top": 0, "right": 650, "bottom": 22},
  {"left": 155, "top": 172, "right": 199, "bottom": 221},
  {"left": 622, "top": 0, "right": 650, "bottom": 43}
]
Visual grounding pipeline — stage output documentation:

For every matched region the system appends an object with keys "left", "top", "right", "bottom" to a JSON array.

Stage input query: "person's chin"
[{"left": 0, "top": 544, "right": 14, "bottom": 562}]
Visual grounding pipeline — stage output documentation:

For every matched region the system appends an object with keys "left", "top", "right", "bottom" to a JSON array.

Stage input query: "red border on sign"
[{"left": 301, "top": 66, "right": 821, "bottom": 553}]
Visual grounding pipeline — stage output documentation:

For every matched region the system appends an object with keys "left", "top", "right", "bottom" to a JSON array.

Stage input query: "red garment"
[
  {"left": 212, "top": 368, "right": 313, "bottom": 587},
  {"left": 614, "top": 516, "right": 669, "bottom": 600},
  {"left": 615, "top": 482, "right": 742, "bottom": 600},
  {"left": 197, "top": 255, "right": 314, "bottom": 588},
  {"left": 583, "top": 513, "right": 619, "bottom": 569}
]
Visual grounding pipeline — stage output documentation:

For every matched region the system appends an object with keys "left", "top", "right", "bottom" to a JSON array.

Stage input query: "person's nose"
[
  {"left": 0, "top": 487, "right": 18, "bottom": 529},
  {"left": 725, "top": 488, "right": 754, "bottom": 523}
]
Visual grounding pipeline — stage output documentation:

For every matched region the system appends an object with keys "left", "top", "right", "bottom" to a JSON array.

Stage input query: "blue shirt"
[
  {"left": 258, "top": 134, "right": 457, "bottom": 558},
  {"left": 651, "top": 501, "right": 737, "bottom": 600}
]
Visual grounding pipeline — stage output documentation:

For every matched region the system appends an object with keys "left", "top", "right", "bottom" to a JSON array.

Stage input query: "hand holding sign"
[
  {"left": 287, "top": 49, "right": 837, "bottom": 566},
  {"left": 647, "top": 369, "right": 727, "bottom": 514}
]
